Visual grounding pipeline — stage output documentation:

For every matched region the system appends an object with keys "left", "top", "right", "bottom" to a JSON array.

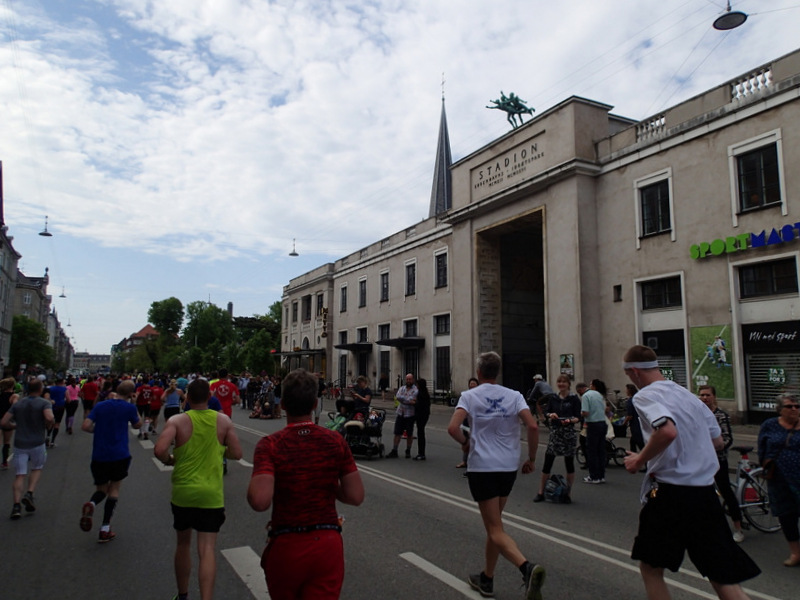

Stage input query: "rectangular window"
[
  {"left": 340, "top": 285, "right": 347, "bottom": 312},
  {"left": 739, "top": 258, "right": 798, "bottom": 299},
  {"left": 403, "top": 319, "right": 418, "bottom": 337},
  {"left": 338, "top": 355, "right": 347, "bottom": 386},
  {"left": 301, "top": 295, "right": 312, "bottom": 322},
  {"left": 23, "top": 292, "right": 31, "bottom": 305},
  {"left": 378, "top": 323, "right": 390, "bottom": 341},
  {"left": 379, "top": 351, "right": 390, "bottom": 382},
  {"left": 641, "top": 277, "right": 682, "bottom": 310},
  {"left": 738, "top": 144, "right": 781, "bottom": 211},
  {"left": 435, "top": 346, "right": 451, "bottom": 390},
  {"left": 358, "top": 279, "right": 367, "bottom": 308},
  {"left": 339, "top": 331, "right": 348, "bottom": 345},
  {"left": 316, "top": 293, "right": 324, "bottom": 316},
  {"left": 380, "top": 272, "right": 389, "bottom": 302},
  {"left": 434, "top": 314, "right": 450, "bottom": 335},
  {"left": 640, "top": 179, "right": 671, "bottom": 236},
  {"left": 435, "top": 253, "right": 448, "bottom": 288},
  {"left": 291, "top": 301, "right": 298, "bottom": 322},
  {"left": 405, "top": 263, "right": 416, "bottom": 296},
  {"left": 357, "top": 327, "right": 368, "bottom": 343}
]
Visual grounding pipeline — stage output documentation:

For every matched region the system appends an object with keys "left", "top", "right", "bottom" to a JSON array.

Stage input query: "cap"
[{"left": 533, "top": 374, "right": 543, "bottom": 380}]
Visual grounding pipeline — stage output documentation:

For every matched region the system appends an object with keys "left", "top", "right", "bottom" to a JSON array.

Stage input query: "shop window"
[
  {"left": 641, "top": 276, "right": 682, "bottom": 310},
  {"left": 640, "top": 179, "right": 671, "bottom": 236},
  {"left": 739, "top": 257, "right": 798, "bottom": 299}
]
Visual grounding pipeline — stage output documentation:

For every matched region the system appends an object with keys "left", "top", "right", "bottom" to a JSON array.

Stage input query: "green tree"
[
  {"left": 10, "top": 315, "right": 55, "bottom": 371},
  {"left": 182, "top": 301, "right": 235, "bottom": 351},
  {"left": 244, "top": 328, "right": 277, "bottom": 374},
  {"left": 148, "top": 297, "right": 184, "bottom": 337}
]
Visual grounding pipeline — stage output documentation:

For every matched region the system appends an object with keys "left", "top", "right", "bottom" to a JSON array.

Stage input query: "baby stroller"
[{"left": 328, "top": 408, "right": 386, "bottom": 459}]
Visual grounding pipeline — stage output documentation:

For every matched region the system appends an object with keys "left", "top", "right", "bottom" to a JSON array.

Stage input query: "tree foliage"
[
  {"left": 148, "top": 297, "right": 184, "bottom": 338},
  {"left": 10, "top": 315, "right": 55, "bottom": 371}
]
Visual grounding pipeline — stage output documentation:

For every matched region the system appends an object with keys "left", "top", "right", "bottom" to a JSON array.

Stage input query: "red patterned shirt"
[
  {"left": 252, "top": 423, "right": 357, "bottom": 529},
  {"left": 210, "top": 379, "right": 238, "bottom": 417}
]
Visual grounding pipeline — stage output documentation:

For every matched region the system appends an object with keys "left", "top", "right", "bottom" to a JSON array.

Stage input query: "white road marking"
[
  {"left": 360, "top": 465, "right": 782, "bottom": 600},
  {"left": 239, "top": 458, "right": 253, "bottom": 468},
  {"left": 221, "top": 546, "right": 269, "bottom": 599},
  {"left": 139, "top": 439, "right": 154, "bottom": 449},
  {"left": 234, "top": 423, "right": 271, "bottom": 437},
  {"left": 400, "top": 552, "right": 483, "bottom": 598}
]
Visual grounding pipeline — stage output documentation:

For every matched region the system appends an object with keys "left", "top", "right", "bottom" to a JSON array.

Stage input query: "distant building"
[
  {"left": 282, "top": 48, "right": 800, "bottom": 422},
  {"left": 114, "top": 324, "right": 160, "bottom": 354},
  {"left": 72, "top": 352, "right": 111, "bottom": 374},
  {"left": 15, "top": 268, "right": 51, "bottom": 327},
  {"left": 47, "top": 308, "right": 73, "bottom": 370}
]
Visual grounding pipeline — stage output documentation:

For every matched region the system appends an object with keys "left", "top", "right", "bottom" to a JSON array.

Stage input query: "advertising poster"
[
  {"left": 689, "top": 324, "right": 735, "bottom": 398},
  {"left": 559, "top": 354, "right": 574, "bottom": 378}
]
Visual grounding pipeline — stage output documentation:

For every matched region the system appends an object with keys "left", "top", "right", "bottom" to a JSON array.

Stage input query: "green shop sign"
[{"left": 690, "top": 222, "right": 800, "bottom": 259}]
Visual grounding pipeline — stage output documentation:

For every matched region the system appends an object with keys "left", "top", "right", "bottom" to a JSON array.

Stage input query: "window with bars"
[
  {"left": 739, "top": 258, "right": 798, "bottom": 299},
  {"left": 641, "top": 277, "right": 682, "bottom": 310},
  {"left": 640, "top": 179, "right": 671, "bottom": 236}
]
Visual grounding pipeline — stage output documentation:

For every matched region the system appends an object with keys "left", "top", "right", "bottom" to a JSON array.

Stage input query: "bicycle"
[{"left": 727, "top": 445, "right": 781, "bottom": 533}]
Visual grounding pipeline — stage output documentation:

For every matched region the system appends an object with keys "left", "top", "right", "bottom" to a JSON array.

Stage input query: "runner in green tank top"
[{"left": 155, "top": 378, "right": 242, "bottom": 600}]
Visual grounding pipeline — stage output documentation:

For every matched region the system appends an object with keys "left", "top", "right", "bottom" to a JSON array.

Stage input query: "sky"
[{"left": 1, "top": 0, "right": 799, "bottom": 355}]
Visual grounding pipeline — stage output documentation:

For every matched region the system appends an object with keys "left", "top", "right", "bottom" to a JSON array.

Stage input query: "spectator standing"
[
  {"left": 623, "top": 345, "right": 759, "bottom": 600},
  {"left": 386, "top": 373, "right": 417, "bottom": 458},
  {"left": 155, "top": 378, "right": 242, "bottom": 600},
  {"left": 247, "top": 369, "right": 364, "bottom": 599},
  {"left": 581, "top": 379, "right": 608, "bottom": 484},
  {"left": 624, "top": 383, "right": 645, "bottom": 453},
  {"left": 413, "top": 378, "right": 431, "bottom": 461},
  {"left": 0, "top": 377, "right": 19, "bottom": 469},
  {"left": 447, "top": 352, "right": 546, "bottom": 599},
  {"left": 1, "top": 379, "right": 54, "bottom": 520}
]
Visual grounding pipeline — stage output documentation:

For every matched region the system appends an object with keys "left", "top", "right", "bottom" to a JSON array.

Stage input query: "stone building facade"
[{"left": 282, "top": 48, "right": 800, "bottom": 421}]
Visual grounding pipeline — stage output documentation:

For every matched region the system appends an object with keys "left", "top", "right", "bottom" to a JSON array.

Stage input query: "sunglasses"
[{"left": 783, "top": 404, "right": 800, "bottom": 409}]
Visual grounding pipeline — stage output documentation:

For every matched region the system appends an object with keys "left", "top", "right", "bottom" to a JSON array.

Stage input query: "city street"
[{"left": 0, "top": 398, "right": 795, "bottom": 600}]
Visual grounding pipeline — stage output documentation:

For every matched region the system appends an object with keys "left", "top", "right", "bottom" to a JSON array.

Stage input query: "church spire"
[{"left": 428, "top": 79, "right": 452, "bottom": 218}]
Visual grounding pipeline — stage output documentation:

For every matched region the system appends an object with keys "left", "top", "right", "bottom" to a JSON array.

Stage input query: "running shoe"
[
  {"left": 0, "top": 461, "right": 8, "bottom": 470},
  {"left": 10, "top": 503, "right": 21, "bottom": 520},
  {"left": 733, "top": 530, "right": 745, "bottom": 543},
  {"left": 467, "top": 572, "right": 494, "bottom": 598},
  {"left": 98, "top": 529, "right": 116, "bottom": 543},
  {"left": 80, "top": 502, "right": 94, "bottom": 531},
  {"left": 21, "top": 491, "right": 35, "bottom": 513},
  {"left": 523, "top": 563, "right": 546, "bottom": 600}
]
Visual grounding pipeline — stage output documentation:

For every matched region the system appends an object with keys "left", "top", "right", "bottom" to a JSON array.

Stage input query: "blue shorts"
[{"left": 13, "top": 444, "right": 47, "bottom": 475}]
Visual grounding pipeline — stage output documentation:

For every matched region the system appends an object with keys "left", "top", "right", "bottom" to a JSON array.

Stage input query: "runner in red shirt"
[
  {"left": 209, "top": 369, "right": 239, "bottom": 418},
  {"left": 135, "top": 382, "right": 152, "bottom": 440},
  {"left": 80, "top": 376, "right": 100, "bottom": 418},
  {"left": 149, "top": 380, "right": 165, "bottom": 434}
]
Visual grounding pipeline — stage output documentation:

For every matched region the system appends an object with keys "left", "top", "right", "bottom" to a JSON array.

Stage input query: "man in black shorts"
[
  {"left": 155, "top": 378, "right": 242, "bottom": 600},
  {"left": 622, "top": 345, "right": 759, "bottom": 600},
  {"left": 80, "top": 380, "right": 142, "bottom": 542}
]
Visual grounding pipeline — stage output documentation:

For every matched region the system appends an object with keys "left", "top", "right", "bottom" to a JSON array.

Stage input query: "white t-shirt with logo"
[{"left": 457, "top": 383, "right": 530, "bottom": 472}]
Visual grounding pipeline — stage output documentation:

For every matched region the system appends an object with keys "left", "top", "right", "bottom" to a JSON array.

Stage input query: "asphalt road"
[{"left": 0, "top": 399, "right": 795, "bottom": 600}]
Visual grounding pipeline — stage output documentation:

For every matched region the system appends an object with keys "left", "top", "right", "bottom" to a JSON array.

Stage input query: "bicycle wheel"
[
  {"left": 613, "top": 446, "right": 627, "bottom": 466},
  {"left": 740, "top": 469, "right": 781, "bottom": 533}
]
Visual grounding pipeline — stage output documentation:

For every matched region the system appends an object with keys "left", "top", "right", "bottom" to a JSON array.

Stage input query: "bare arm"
[
  {"left": 336, "top": 470, "right": 364, "bottom": 506},
  {"left": 43, "top": 407, "right": 55, "bottom": 427},
  {"left": 624, "top": 419, "right": 678, "bottom": 473},
  {"left": 247, "top": 473, "right": 274, "bottom": 512},
  {"left": 154, "top": 417, "right": 179, "bottom": 465},
  {"left": 221, "top": 417, "right": 243, "bottom": 460},
  {"left": 81, "top": 417, "right": 95, "bottom": 433},
  {"left": 0, "top": 411, "right": 12, "bottom": 430},
  {"left": 520, "top": 408, "right": 539, "bottom": 474},
  {"left": 711, "top": 434, "right": 724, "bottom": 452}
]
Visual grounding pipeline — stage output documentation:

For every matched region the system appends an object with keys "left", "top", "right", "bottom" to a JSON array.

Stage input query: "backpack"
[{"left": 544, "top": 473, "right": 571, "bottom": 503}]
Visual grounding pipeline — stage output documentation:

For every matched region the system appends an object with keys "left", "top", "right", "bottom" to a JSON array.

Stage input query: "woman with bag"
[
  {"left": 534, "top": 374, "right": 581, "bottom": 503},
  {"left": 758, "top": 393, "right": 800, "bottom": 566}
]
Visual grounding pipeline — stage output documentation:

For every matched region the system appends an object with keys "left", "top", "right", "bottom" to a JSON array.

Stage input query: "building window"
[
  {"left": 435, "top": 252, "right": 448, "bottom": 288},
  {"left": 640, "top": 179, "right": 671, "bottom": 236},
  {"left": 340, "top": 285, "right": 347, "bottom": 312},
  {"left": 339, "top": 331, "right": 348, "bottom": 345},
  {"left": 378, "top": 323, "right": 390, "bottom": 341},
  {"left": 23, "top": 292, "right": 31, "bottom": 305},
  {"left": 434, "top": 314, "right": 450, "bottom": 335},
  {"left": 291, "top": 301, "right": 298, "bottom": 322},
  {"left": 301, "top": 295, "right": 312, "bottom": 322},
  {"left": 357, "top": 327, "right": 368, "bottom": 342},
  {"left": 338, "top": 355, "right": 347, "bottom": 386},
  {"left": 403, "top": 319, "right": 418, "bottom": 337},
  {"left": 405, "top": 262, "right": 416, "bottom": 296},
  {"left": 358, "top": 279, "right": 367, "bottom": 308},
  {"left": 379, "top": 351, "right": 390, "bottom": 381},
  {"left": 316, "top": 293, "right": 324, "bottom": 316},
  {"left": 380, "top": 272, "right": 389, "bottom": 302},
  {"left": 641, "top": 276, "right": 682, "bottom": 310},
  {"left": 739, "top": 258, "right": 798, "bottom": 299},
  {"left": 737, "top": 144, "right": 781, "bottom": 212}
]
